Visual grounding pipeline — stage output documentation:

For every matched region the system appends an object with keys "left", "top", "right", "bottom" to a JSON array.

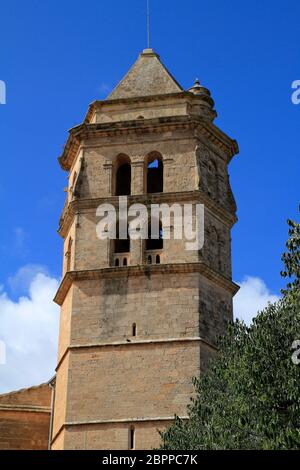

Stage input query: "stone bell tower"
[{"left": 51, "top": 49, "right": 239, "bottom": 450}]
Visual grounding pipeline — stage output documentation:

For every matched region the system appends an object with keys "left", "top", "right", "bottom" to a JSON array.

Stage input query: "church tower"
[{"left": 51, "top": 49, "right": 239, "bottom": 450}]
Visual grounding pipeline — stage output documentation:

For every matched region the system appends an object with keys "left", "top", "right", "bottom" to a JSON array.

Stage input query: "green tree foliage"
[
  {"left": 281, "top": 208, "right": 300, "bottom": 297},
  {"left": 160, "top": 211, "right": 300, "bottom": 450}
]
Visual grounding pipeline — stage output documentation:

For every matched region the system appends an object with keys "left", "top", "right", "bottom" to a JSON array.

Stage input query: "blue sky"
[{"left": 0, "top": 0, "right": 299, "bottom": 296}]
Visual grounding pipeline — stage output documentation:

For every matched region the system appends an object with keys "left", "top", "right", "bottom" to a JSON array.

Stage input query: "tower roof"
[{"left": 108, "top": 49, "right": 183, "bottom": 100}]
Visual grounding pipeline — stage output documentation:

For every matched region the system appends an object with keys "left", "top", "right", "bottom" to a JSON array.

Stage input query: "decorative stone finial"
[
  {"left": 187, "top": 78, "right": 217, "bottom": 121},
  {"left": 188, "top": 78, "right": 203, "bottom": 94}
]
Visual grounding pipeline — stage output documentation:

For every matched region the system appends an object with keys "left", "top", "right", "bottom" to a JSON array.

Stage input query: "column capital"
[
  {"left": 103, "top": 162, "right": 113, "bottom": 170},
  {"left": 163, "top": 158, "right": 174, "bottom": 165},
  {"left": 131, "top": 160, "right": 144, "bottom": 167}
]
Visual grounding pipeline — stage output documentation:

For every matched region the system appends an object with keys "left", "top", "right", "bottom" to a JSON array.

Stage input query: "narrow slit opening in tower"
[
  {"left": 71, "top": 171, "right": 77, "bottom": 198},
  {"left": 129, "top": 426, "right": 135, "bottom": 450},
  {"left": 132, "top": 323, "right": 136, "bottom": 337},
  {"left": 66, "top": 237, "right": 73, "bottom": 271}
]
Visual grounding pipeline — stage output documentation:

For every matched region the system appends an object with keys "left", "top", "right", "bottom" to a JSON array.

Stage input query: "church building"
[{"left": 0, "top": 49, "right": 239, "bottom": 450}]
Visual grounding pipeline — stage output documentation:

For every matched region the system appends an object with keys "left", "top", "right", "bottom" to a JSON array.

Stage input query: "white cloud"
[
  {"left": 8, "top": 264, "right": 49, "bottom": 295},
  {"left": 0, "top": 267, "right": 59, "bottom": 394},
  {"left": 233, "top": 276, "right": 280, "bottom": 326}
]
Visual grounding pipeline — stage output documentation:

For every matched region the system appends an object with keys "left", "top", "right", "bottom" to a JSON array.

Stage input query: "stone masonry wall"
[
  {"left": 69, "top": 272, "right": 201, "bottom": 345},
  {"left": 0, "top": 384, "right": 51, "bottom": 450}
]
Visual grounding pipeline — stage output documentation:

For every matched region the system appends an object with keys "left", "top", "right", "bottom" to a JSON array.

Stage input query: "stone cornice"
[
  {"left": 51, "top": 414, "right": 188, "bottom": 446},
  {"left": 65, "top": 415, "right": 187, "bottom": 426},
  {"left": 58, "top": 190, "right": 237, "bottom": 238},
  {"left": 0, "top": 404, "right": 50, "bottom": 414},
  {"left": 55, "top": 336, "right": 216, "bottom": 374},
  {"left": 69, "top": 336, "right": 210, "bottom": 350},
  {"left": 84, "top": 91, "right": 211, "bottom": 123},
  {"left": 59, "top": 115, "right": 238, "bottom": 171},
  {"left": 90, "top": 91, "right": 203, "bottom": 109},
  {"left": 53, "top": 262, "right": 239, "bottom": 306},
  {"left": 196, "top": 123, "right": 239, "bottom": 161}
]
